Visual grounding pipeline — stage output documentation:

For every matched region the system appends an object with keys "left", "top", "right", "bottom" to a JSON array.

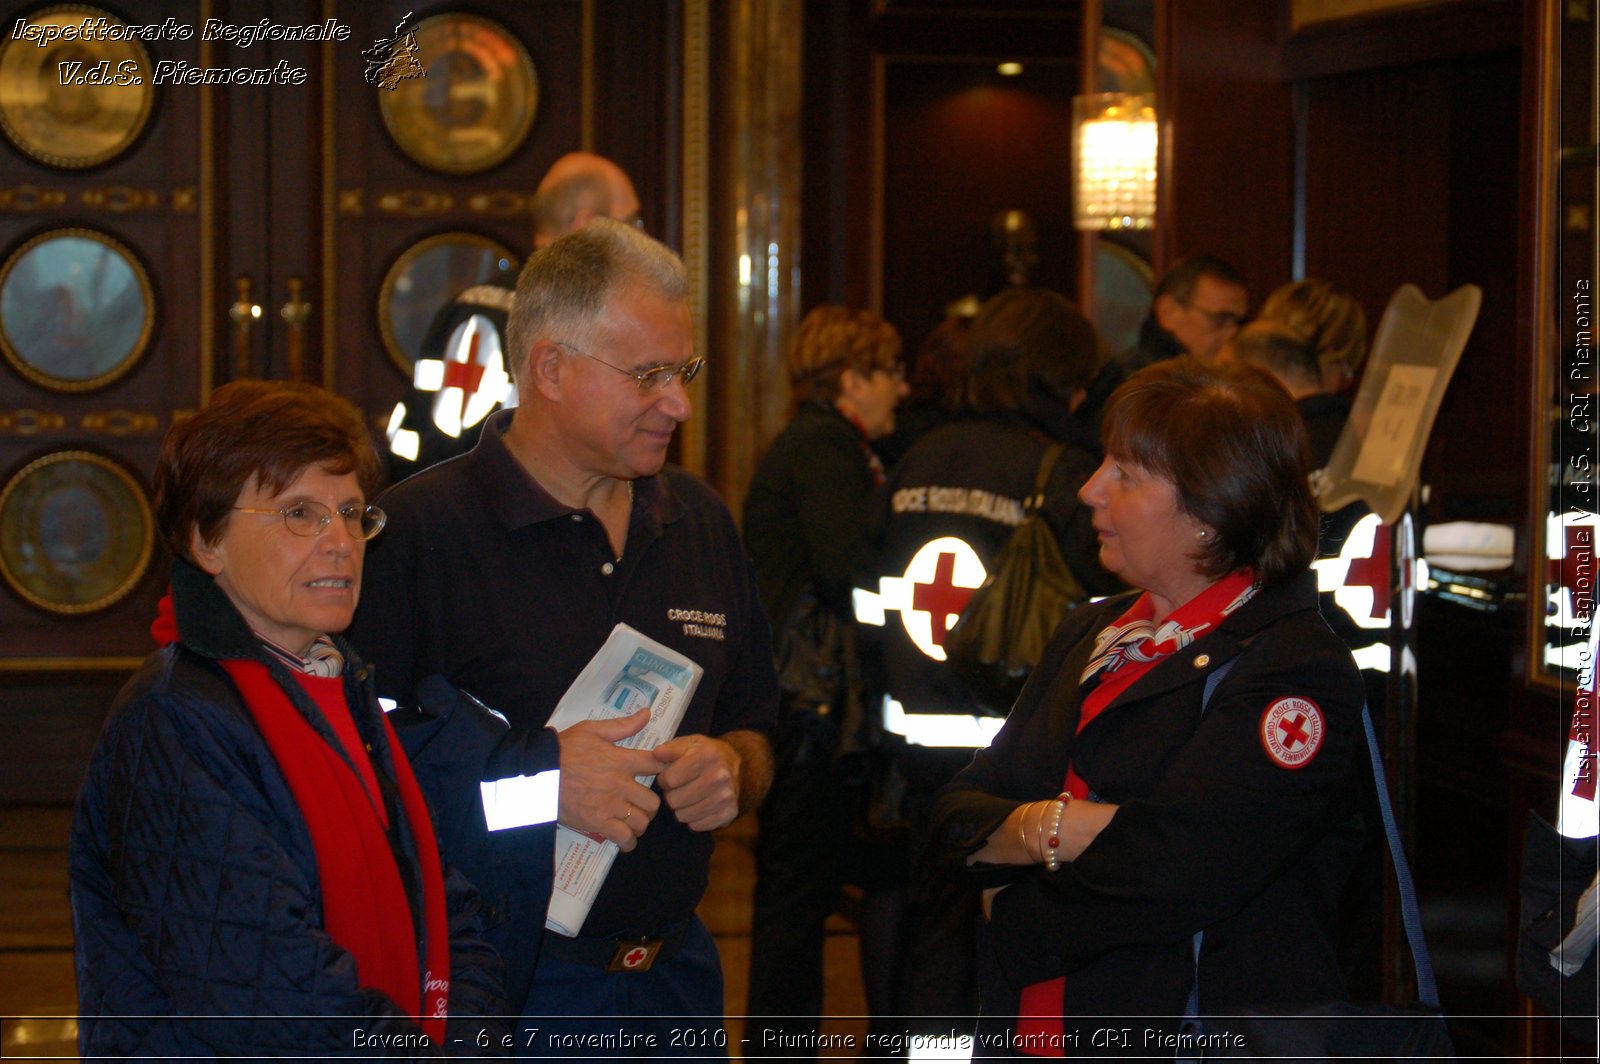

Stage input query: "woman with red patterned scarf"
[
  {"left": 931, "top": 358, "right": 1368, "bottom": 1056},
  {"left": 70, "top": 381, "right": 507, "bottom": 1060}
]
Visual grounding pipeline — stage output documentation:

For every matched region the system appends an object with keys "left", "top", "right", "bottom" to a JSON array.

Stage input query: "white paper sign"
[{"left": 1352, "top": 364, "right": 1438, "bottom": 488}]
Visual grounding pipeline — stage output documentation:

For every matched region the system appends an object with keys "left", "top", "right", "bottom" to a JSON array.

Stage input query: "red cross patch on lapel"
[{"left": 1259, "top": 697, "right": 1325, "bottom": 769}]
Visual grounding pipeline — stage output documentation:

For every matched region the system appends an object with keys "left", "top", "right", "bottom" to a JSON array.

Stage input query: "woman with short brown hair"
[
  {"left": 743, "top": 304, "right": 907, "bottom": 1045},
  {"left": 71, "top": 380, "right": 505, "bottom": 1059},
  {"left": 932, "top": 358, "right": 1366, "bottom": 1053}
]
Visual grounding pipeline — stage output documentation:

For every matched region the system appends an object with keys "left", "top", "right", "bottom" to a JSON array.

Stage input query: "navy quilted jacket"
[{"left": 70, "top": 559, "right": 510, "bottom": 1059}]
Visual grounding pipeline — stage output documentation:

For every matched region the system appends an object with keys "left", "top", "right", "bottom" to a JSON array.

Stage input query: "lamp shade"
[{"left": 1073, "top": 93, "right": 1157, "bottom": 231}]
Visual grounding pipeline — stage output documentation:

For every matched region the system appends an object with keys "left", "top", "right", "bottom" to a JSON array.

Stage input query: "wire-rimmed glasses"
[
  {"left": 552, "top": 340, "right": 705, "bottom": 393},
  {"left": 232, "top": 500, "right": 387, "bottom": 540}
]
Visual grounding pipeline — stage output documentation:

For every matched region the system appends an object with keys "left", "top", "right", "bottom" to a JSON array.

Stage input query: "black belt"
[{"left": 540, "top": 917, "right": 694, "bottom": 972}]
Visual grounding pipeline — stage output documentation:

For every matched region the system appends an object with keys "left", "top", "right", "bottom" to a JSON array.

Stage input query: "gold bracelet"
[
  {"left": 1034, "top": 801, "right": 1048, "bottom": 863},
  {"left": 1027, "top": 801, "right": 1043, "bottom": 863},
  {"left": 1033, "top": 800, "right": 1047, "bottom": 864}
]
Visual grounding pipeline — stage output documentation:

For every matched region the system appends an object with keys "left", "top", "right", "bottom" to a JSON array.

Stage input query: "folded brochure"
[{"left": 543, "top": 623, "right": 703, "bottom": 936}]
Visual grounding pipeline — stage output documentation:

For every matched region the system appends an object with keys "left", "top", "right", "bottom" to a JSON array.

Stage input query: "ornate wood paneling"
[
  {"left": 881, "top": 59, "right": 1078, "bottom": 348},
  {"left": 325, "top": 1, "right": 584, "bottom": 423},
  {"left": 0, "top": 0, "right": 206, "bottom": 667},
  {"left": 0, "top": 3, "right": 685, "bottom": 803},
  {"left": 800, "top": 1, "right": 1082, "bottom": 362}
]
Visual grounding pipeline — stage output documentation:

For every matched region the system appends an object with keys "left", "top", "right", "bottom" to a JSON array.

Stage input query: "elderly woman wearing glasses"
[{"left": 70, "top": 380, "right": 506, "bottom": 1059}]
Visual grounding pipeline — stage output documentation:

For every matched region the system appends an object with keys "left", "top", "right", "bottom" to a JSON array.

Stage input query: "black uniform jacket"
[
  {"left": 868, "top": 414, "right": 1118, "bottom": 721},
  {"left": 385, "top": 264, "right": 518, "bottom": 484},
  {"left": 930, "top": 570, "right": 1367, "bottom": 1025},
  {"left": 743, "top": 400, "right": 880, "bottom": 638}
]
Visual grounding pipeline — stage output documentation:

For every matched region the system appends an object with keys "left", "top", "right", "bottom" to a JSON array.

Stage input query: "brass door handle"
[
  {"left": 228, "top": 275, "right": 262, "bottom": 379},
  {"left": 280, "top": 276, "right": 312, "bottom": 381}
]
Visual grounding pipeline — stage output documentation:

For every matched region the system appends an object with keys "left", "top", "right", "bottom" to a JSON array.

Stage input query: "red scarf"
[
  {"left": 1014, "top": 571, "right": 1256, "bottom": 1055},
  {"left": 220, "top": 659, "right": 450, "bottom": 1044}
]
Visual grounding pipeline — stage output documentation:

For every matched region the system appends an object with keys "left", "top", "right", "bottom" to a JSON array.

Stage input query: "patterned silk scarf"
[
  {"left": 1013, "top": 569, "right": 1257, "bottom": 1055},
  {"left": 259, "top": 632, "right": 346, "bottom": 678}
]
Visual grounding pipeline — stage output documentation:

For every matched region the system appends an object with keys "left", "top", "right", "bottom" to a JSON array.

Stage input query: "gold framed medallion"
[
  {"left": 0, "top": 449, "right": 156, "bottom": 615},
  {"left": 377, "top": 13, "right": 539, "bottom": 175},
  {"left": 0, "top": 5, "right": 155, "bottom": 169},
  {"left": 376, "top": 232, "right": 514, "bottom": 374}
]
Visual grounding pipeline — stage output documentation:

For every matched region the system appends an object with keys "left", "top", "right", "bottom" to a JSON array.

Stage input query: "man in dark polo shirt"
[{"left": 353, "top": 218, "right": 777, "bottom": 1048}]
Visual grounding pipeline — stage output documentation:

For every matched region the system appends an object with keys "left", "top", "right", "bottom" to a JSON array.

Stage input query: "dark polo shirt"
[{"left": 352, "top": 409, "right": 778, "bottom": 936}]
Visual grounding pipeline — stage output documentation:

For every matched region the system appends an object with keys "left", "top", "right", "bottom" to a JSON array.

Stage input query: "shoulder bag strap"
[
  {"left": 1363, "top": 704, "right": 1442, "bottom": 1007},
  {"left": 1180, "top": 656, "right": 1241, "bottom": 1024},
  {"left": 1026, "top": 442, "right": 1067, "bottom": 514},
  {"left": 1183, "top": 697, "right": 1442, "bottom": 1027}
]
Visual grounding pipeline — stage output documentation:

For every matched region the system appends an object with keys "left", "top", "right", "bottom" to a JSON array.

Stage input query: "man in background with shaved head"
[
  {"left": 383, "top": 152, "right": 644, "bottom": 481},
  {"left": 531, "top": 151, "right": 642, "bottom": 246}
]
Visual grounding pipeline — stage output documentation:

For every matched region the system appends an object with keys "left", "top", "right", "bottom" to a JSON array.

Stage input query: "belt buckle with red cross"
[{"left": 607, "top": 937, "right": 664, "bottom": 972}]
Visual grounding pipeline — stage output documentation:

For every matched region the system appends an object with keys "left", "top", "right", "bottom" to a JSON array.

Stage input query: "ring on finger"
[{"left": 622, "top": 806, "right": 633, "bottom": 821}]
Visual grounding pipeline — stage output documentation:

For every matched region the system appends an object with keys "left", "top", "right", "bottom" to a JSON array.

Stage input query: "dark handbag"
[
  {"left": 944, "top": 443, "right": 1087, "bottom": 714},
  {"left": 1189, "top": 703, "right": 1456, "bottom": 1059},
  {"left": 1515, "top": 810, "right": 1599, "bottom": 1041},
  {"left": 774, "top": 589, "right": 854, "bottom": 713},
  {"left": 855, "top": 742, "right": 913, "bottom": 844}
]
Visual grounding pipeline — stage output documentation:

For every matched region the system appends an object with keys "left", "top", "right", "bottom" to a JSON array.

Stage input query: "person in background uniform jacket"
[
  {"left": 352, "top": 219, "right": 777, "bottom": 1055},
  {"left": 1117, "top": 255, "right": 1249, "bottom": 371},
  {"left": 1257, "top": 276, "right": 1370, "bottom": 407},
  {"left": 873, "top": 313, "right": 972, "bottom": 470},
  {"left": 866, "top": 289, "right": 1121, "bottom": 731},
  {"left": 744, "top": 307, "right": 907, "bottom": 638},
  {"left": 1225, "top": 322, "right": 1352, "bottom": 468},
  {"left": 70, "top": 381, "right": 507, "bottom": 1060},
  {"left": 742, "top": 306, "right": 908, "bottom": 1053},
  {"left": 384, "top": 152, "right": 641, "bottom": 482},
  {"left": 930, "top": 359, "right": 1368, "bottom": 1055},
  {"left": 1227, "top": 278, "right": 1372, "bottom": 582},
  {"left": 856, "top": 288, "right": 1120, "bottom": 1025}
]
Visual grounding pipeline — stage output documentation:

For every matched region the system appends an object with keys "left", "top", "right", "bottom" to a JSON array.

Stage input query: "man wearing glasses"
[
  {"left": 1120, "top": 254, "right": 1250, "bottom": 368},
  {"left": 354, "top": 219, "right": 777, "bottom": 1051},
  {"left": 383, "top": 152, "right": 644, "bottom": 483}
]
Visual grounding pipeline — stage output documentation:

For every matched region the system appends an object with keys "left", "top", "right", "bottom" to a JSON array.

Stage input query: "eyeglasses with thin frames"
[
  {"left": 1182, "top": 301, "right": 1246, "bottom": 332},
  {"left": 233, "top": 500, "right": 387, "bottom": 540},
  {"left": 552, "top": 340, "right": 705, "bottom": 394}
]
